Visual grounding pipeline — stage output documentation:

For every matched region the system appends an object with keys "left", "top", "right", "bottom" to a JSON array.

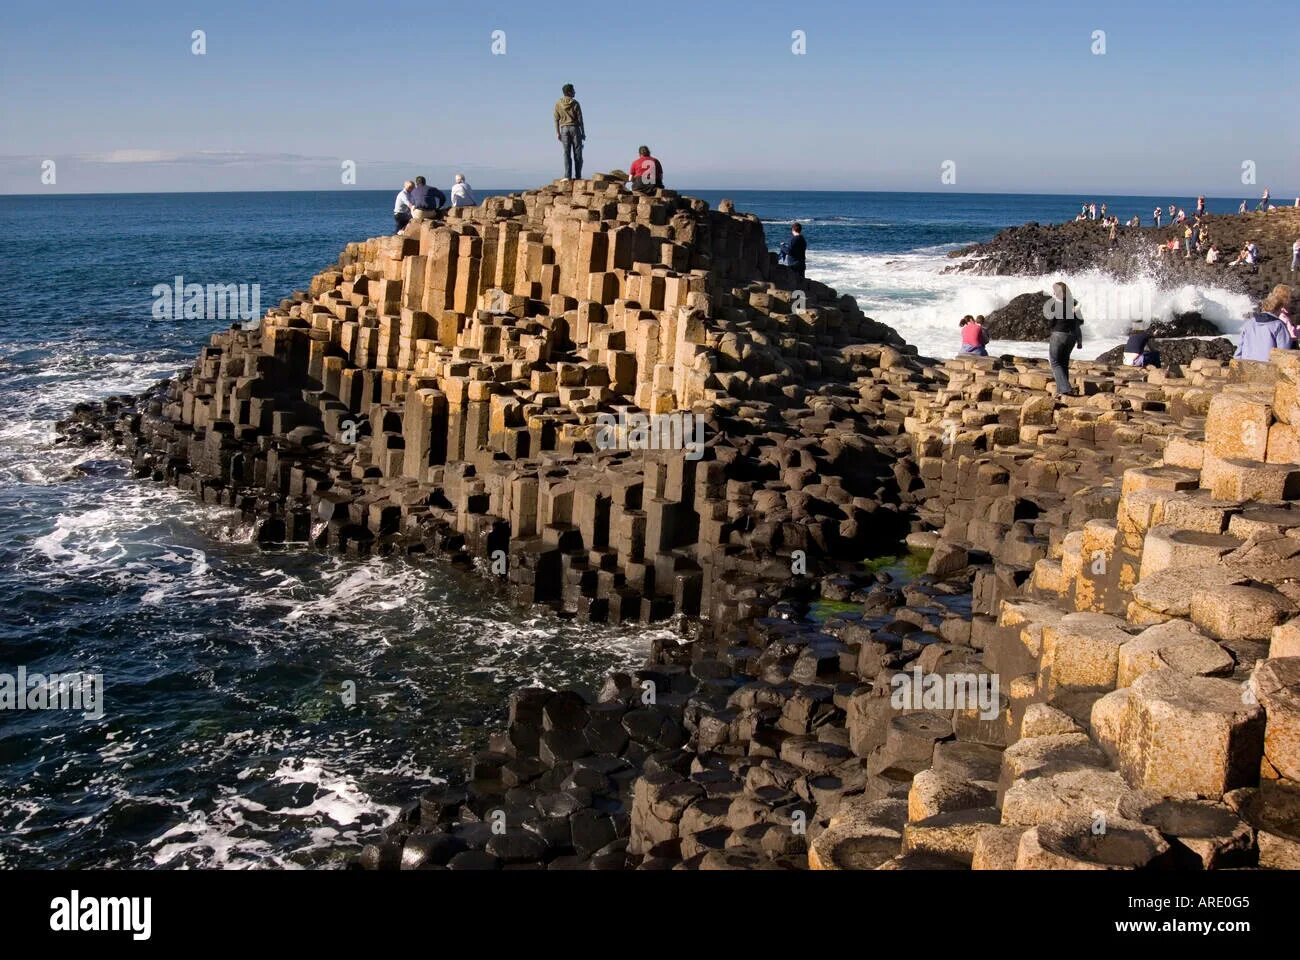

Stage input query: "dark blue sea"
[{"left": 0, "top": 188, "right": 1253, "bottom": 867}]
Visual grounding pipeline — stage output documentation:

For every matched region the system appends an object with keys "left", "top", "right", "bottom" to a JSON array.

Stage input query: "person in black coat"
[{"left": 786, "top": 222, "right": 807, "bottom": 288}]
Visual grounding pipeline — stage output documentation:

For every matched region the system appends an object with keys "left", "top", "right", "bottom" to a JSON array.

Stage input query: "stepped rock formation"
[{"left": 60, "top": 179, "right": 1300, "bottom": 871}]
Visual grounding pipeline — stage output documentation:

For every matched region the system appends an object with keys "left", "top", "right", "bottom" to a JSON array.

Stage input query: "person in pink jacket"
[{"left": 958, "top": 314, "right": 989, "bottom": 357}]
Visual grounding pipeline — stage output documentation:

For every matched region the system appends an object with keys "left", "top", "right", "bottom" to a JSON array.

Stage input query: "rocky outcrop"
[
  {"left": 982, "top": 293, "right": 1053, "bottom": 341},
  {"left": 948, "top": 208, "right": 1300, "bottom": 308},
  {"left": 1095, "top": 337, "right": 1236, "bottom": 368},
  {"left": 984, "top": 295, "right": 1222, "bottom": 345},
  {"left": 59, "top": 181, "right": 1300, "bottom": 873}
]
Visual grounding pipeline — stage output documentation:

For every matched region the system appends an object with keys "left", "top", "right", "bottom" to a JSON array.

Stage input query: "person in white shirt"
[
  {"left": 450, "top": 173, "right": 477, "bottom": 208},
  {"left": 1292, "top": 238, "right": 1299, "bottom": 274},
  {"left": 394, "top": 180, "right": 414, "bottom": 233}
]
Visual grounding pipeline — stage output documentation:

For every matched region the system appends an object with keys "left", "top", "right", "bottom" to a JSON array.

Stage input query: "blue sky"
[{"left": 1, "top": 0, "right": 1295, "bottom": 196}]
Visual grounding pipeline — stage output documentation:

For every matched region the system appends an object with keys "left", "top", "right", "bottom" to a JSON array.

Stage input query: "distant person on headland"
[
  {"left": 554, "top": 84, "right": 586, "bottom": 180},
  {"left": 1291, "top": 238, "right": 1299, "bottom": 274},
  {"left": 450, "top": 173, "right": 477, "bottom": 207},
  {"left": 1046, "top": 281, "right": 1083, "bottom": 397},
  {"left": 408, "top": 176, "right": 445, "bottom": 219},
  {"left": 628, "top": 146, "right": 663, "bottom": 193},
  {"left": 784, "top": 222, "right": 807, "bottom": 288},
  {"left": 1258, "top": 187, "right": 1271, "bottom": 212},
  {"left": 1123, "top": 326, "right": 1160, "bottom": 368},
  {"left": 1196, "top": 195, "right": 1206, "bottom": 217},
  {"left": 393, "top": 179, "right": 415, "bottom": 233},
  {"left": 1153, "top": 206, "right": 1162, "bottom": 227},
  {"left": 1235, "top": 285, "right": 1294, "bottom": 361},
  {"left": 1229, "top": 241, "right": 1259, "bottom": 269},
  {"left": 958, "top": 314, "right": 989, "bottom": 357},
  {"left": 1239, "top": 200, "right": 1249, "bottom": 215}
]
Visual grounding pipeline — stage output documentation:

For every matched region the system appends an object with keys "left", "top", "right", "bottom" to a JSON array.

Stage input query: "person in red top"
[
  {"left": 958, "top": 314, "right": 989, "bottom": 357},
  {"left": 628, "top": 146, "right": 663, "bottom": 193}
]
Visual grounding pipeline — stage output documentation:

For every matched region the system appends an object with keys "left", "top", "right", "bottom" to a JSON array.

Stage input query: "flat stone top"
[
  {"left": 1169, "top": 529, "right": 1245, "bottom": 548},
  {"left": 1130, "top": 667, "right": 1257, "bottom": 716}
]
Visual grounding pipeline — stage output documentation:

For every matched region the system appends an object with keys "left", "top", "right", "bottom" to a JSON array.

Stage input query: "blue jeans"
[
  {"left": 1048, "top": 331, "right": 1077, "bottom": 395},
  {"left": 560, "top": 126, "right": 583, "bottom": 179}
]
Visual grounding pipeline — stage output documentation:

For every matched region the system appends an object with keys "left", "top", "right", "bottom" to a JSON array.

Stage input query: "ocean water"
[{"left": 0, "top": 188, "right": 1251, "bottom": 868}]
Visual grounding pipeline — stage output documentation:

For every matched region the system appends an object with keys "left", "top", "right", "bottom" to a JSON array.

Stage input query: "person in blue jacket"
[{"left": 1235, "top": 285, "right": 1295, "bottom": 361}]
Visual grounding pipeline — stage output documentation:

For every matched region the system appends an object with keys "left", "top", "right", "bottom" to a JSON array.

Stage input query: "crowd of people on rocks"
[
  {"left": 1076, "top": 189, "right": 1295, "bottom": 231},
  {"left": 385, "top": 88, "right": 1300, "bottom": 387},
  {"left": 1071, "top": 192, "right": 1298, "bottom": 277},
  {"left": 391, "top": 84, "right": 670, "bottom": 235}
]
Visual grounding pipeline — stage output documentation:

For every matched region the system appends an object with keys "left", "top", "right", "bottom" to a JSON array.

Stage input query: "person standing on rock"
[
  {"left": 1234, "top": 285, "right": 1294, "bottom": 361},
  {"left": 785, "top": 222, "right": 807, "bottom": 289},
  {"left": 554, "top": 84, "right": 586, "bottom": 181},
  {"left": 1153, "top": 206, "right": 1162, "bottom": 227},
  {"left": 1239, "top": 200, "right": 1249, "bottom": 215},
  {"left": 1046, "top": 281, "right": 1083, "bottom": 397},
  {"left": 393, "top": 180, "right": 415, "bottom": 233},
  {"left": 1258, "top": 187, "right": 1271, "bottom": 211},
  {"left": 1291, "top": 238, "right": 1298, "bottom": 274}
]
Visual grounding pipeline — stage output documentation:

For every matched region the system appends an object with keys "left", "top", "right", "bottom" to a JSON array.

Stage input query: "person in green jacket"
[{"left": 554, "top": 84, "right": 586, "bottom": 180}]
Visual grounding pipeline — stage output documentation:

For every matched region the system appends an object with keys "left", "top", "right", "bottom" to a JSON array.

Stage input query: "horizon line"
[{"left": 3, "top": 186, "right": 1295, "bottom": 200}]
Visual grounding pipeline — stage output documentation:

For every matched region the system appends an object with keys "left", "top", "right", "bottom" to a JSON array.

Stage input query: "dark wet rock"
[
  {"left": 983, "top": 293, "right": 1054, "bottom": 341},
  {"left": 1095, "top": 337, "right": 1236, "bottom": 368}
]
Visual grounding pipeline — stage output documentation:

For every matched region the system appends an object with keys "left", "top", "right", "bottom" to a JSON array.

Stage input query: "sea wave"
[{"left": 810, "top": 249, "right": 1253, "bottom": 360}]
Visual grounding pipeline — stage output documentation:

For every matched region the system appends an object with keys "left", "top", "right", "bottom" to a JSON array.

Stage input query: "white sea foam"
[{"left": 811, "top": 248, "right": 1254, "bottom": 360}]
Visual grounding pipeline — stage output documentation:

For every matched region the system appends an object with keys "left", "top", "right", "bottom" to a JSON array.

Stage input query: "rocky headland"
[
  {"left": 60, "top": 178, "right": 1300, "bottom": 872},
  {"left": 950, "top": 208, "right": 1300, "bottom": 311}
]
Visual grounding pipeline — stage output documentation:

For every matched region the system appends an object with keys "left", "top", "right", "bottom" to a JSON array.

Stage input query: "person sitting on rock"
[
  {"left": 628, "top": 146, "right": 663, "bottom": 194},
  {"left": 408, "top": 176, "right": 446, "bottom": 220},
  {"left": 958, "top": 314, "right": 989, "bottom": 357},
  {"left": 1123, "top": 326, "right": 1160, "bottom": 368},
  {"left": 1046, "top": 281, "right": 1083, "bottom": 397},
  {"left": 450, "top": 173, "right": 477, "bottom": 208},
  {"left": 393, "top": 180, "right": 415, "bottom": 233},
  {"left": 1234, "top": 285, "right": 1294, "bottom": 361},
  {"left": 1229, "top": 242, "right": 1259, "bottom": 269},
  {"left": 1206, "top": 244, "right": 1221, "bottom": 264}
]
